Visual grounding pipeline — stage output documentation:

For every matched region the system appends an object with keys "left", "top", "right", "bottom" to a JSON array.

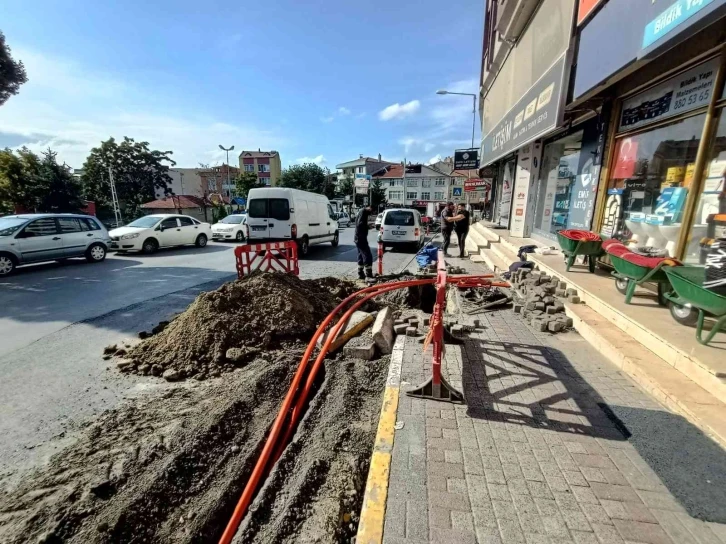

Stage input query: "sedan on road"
[
  {"left": 0, "top": 213, "right": 111, "bottom": 276},
  {"left": 212, "top": 214, "right": 247, "bottom": 242},
  {"left": 109, "top": 214, "right": 211, "bottom": 254}
]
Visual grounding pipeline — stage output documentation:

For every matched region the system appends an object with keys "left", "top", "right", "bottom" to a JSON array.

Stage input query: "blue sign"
[
  {"left": 452, "top": 187, "right": 463, "bottom": 197},
  {"left": 642, "top": 0, "right": 714, "bottom": 49}
]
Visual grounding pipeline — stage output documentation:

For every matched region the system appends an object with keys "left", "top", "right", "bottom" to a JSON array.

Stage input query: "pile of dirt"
[{"left": 121, "top": 273, "right": 359, "bottom": 380}]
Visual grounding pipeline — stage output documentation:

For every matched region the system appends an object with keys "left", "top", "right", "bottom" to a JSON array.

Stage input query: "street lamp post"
[
  {"left": 218, "top": 144, "right": 235, "bottom": 199},
  {"left": 436, "top": 90, "right": 479, "bottom": 210}
]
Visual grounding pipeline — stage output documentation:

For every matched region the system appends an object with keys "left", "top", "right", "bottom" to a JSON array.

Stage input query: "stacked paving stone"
[
  {"left": 394, "top": 315, "right": 424, "bottom": 337},
  {"left": 509, "top": 268, "right": 578, "bottom": 333}
]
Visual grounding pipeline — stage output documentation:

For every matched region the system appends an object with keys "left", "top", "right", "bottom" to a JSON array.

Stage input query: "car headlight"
[
  {"left": 120, "top": 233, "right": 140, "bottom": 240},
  {"left": 223, "top": 227, "right": 234, "bottom": 232}
]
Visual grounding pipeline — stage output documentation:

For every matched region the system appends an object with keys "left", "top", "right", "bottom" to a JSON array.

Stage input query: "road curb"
[{"left": 356, "top": 335, "right": 404, "bottom": 544}]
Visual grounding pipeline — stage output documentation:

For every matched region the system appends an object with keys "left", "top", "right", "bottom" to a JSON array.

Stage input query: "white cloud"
[
  {"left": 295, "top": 155, "right": 326, "bottom": 165},
  {"left": 378, "top": 100, "right": 420, "bottom": 121},
  {"left": 320, "top": 116, "right": 335, "bottom": 123},
  {"left": 426, "top": 154, "right": 443, "bottom": 165},
  {"left": 338, "top": 106, "right": 351, "bottom": 115},
  {"left": 0, "top": 47, "right": 283, "bottom": 168}
]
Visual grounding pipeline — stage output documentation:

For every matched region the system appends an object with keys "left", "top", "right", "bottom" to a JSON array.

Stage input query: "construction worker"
[
  {"left": 354, "top": 205, "right": 374, "bottom": 280},
  {"left": 440, "top": 201, "right": 455, "bottom": 257}
]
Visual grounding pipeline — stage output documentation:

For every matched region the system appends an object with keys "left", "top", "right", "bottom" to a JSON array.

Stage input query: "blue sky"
[{"left": 0, "top": 0, "right": 482, "bottom": 170}]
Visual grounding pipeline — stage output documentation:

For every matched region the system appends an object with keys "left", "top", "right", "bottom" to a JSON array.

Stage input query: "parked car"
[
  {"left": 336, "top": 211, "right": 352, "bottom": 228},
  {"left": 0, "top": 213, "right": 111, "bottom": 276},
  {"left": 245, "top": 187, "right": 339, "bottom": 257},
  {"left": 109, "top": 214, "right": 211, "bottom": 254},
  {"left": 375, "top": 212, "right": 384, "bottom": 230},
  {"left": 212, "top": 213, "right": 247, "bottom": 242},
  {"left": 378, "top": 208, "right": 424, "bottom": 251}
]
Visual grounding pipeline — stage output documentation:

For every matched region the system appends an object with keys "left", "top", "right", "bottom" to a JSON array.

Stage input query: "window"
[
  {"left": 406, "top": 179, "right": 418, "bottom": 187},
  {"left": 435, "top": 191, "right": 445, "bottom": 200},
  {"left": 244, "top": 164, "right": 255, "bottom": 172},
  {"left": 22, "top": 218, "right": 58, "bottom": 237},
  {"left": 248, "top": 199, "right": 268, "bottom": 218},
  {"left": 384, "top": 210, "right": 415, "bottom": 226},
  {"left": 406, "top": 191, "right": 417, "bottom": 200},
  {"left": 160, "top": 218, "right": 179, "bottom": 229},
  {"left": 178, "top": 217, "right": 194, "bottom": 226},
  {"left": 388, "top": 191, "right": 403, "bottom": 201},
  {"left": 388, "top": 180, "right": 395, "bottom": 187},
  {"left": 258, "top": 164, "right": 270, "bottom": 172},
  {"left": 269, "top": 198, "right": 291, "bottom": 220},
  {"left": 421, "top": 192, "right": 431, "bottom": 200},
  {"left": 422, "top": 179, "right": 431, "bottom": 188},
  {"left": 57, "top": 218, "right": 82, "bottom": 233},
  {"left": 357, "top": 166, "right": 364, "bottom": 174},
  {"left": 435, "top": 178, "right": 446, "bottom": 186},
  {"left": 82, "top": 218, "right": 101, "bottom": 231},
  {"left": 207, "top": 179, "right": 216, "bottom": 191},
  {"left": 394, "top": 179, "right": 403, "bottom": 186}
]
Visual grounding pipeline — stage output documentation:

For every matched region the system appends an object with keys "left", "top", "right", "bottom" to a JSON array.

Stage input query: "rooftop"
[
  {"left": 239, "top": 150, "right": 280, "bottom": 158},
  {"left": 141, "top": 195, "right": 208, "bottom": 209}
]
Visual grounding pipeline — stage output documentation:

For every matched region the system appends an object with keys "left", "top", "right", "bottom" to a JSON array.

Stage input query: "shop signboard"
[
  {"left": 481, "top": 53, "right": 568, "bottom": 166},
  {"left": 464, "top": 178, "right": 490, "bottom": 191},
  {"left": 642, "top": 0, "right": 716, "bottom": 49},
  {"left": 454, "top": 149, "right": 479, "bottom": 170},
  {"left": 619, "top": 57, "right": 719, "bottom": 132},
  {"left": 578, "top": 0, "right": 605, "bottom": 25}
]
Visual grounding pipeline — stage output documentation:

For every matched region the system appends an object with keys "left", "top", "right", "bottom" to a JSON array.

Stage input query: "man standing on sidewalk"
[
  {"left": 440, "top": 201, "right": 455, "bottom": 257},
  {"left": 354, "top": 205, "right": 373, "bottom": 280},
  {"left": 452, "top": 203, "right": 470, "bottom": 258}
]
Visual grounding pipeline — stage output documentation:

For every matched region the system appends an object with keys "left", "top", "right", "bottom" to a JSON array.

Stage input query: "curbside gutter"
[{"left": 356, "top": 335, "right": 404, "bottom": 544}]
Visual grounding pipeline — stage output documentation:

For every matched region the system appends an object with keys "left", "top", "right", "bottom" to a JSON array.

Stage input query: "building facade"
[
  {"left": 155, "top": 168, "right": 205, "bottom": 199},
  {"left": 199, "top": 164, "right": 239, "bottom": 198},
  {"left": 372, "top": 164, "right": 452, "bottom": 213},
  {"left": 239, "top": 150, "right": 282, "bottom": 187}
]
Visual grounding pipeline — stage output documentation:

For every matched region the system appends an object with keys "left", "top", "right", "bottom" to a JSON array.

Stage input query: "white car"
[
  {"left": 212, "top": 214, "right": 247, "bottom": 242},
  {"left": 375, "top": 213, "right": 384, "bottom": 230},
  {"left": 378, "top": 208, "right": 424, "bottom": 251},
  {"left": 109, "top": 214, "right": 211, "bottom": 254},
  {"left": 336, "top": 211, "right": 352, "bottom": 228}
]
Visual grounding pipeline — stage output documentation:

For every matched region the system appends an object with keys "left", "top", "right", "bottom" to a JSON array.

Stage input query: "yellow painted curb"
[{"left": 357, "top": 336, "right": 404, "bottom": 544}]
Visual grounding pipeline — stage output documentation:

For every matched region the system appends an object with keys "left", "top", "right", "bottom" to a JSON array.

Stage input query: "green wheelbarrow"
[
  {"left": 557, "top": 232, "right": 604, "bottom": 273},
  {"left": 663, "top": 266, "right": 726, "bottom": 346},
  {"left": 609, "top": 254, "right": 675, "bottom": 306}
]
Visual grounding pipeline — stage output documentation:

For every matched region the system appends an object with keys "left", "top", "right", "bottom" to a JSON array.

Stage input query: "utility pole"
[{"left": 218, "top": 145, "right": 235, "bottom": 199}]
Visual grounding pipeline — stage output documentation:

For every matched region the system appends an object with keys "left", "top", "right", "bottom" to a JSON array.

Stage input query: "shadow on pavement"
[{"left": 461, "top": 338, "right": 726, "bottom": 523}]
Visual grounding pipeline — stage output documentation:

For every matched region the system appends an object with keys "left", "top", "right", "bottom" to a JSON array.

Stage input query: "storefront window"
[
  {"left": 600, "top": 114, "right": 704, "bottom": 257},
  {"left": 534, "top": 131, "right": 583, "bottom": 238},
  {"left": 684, "top": 112, "right": 726, "bottom": 263}
]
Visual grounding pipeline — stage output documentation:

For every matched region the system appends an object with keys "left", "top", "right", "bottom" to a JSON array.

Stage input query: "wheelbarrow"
[
  {"left": 663, "top": 266, "right": 726, "bottom": 346},
  {"left": 608, "top": 254, "right": 677, "bottom": 306},
  {"left": 557, "top": 231, "right": 603, "bottom": 273}
]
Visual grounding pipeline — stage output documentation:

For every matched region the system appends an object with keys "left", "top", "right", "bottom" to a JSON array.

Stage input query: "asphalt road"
[{"left": 0, "top": 227, "right": 424, "bottom": 483}]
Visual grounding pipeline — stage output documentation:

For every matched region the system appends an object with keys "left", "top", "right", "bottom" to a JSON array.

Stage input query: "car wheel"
[
  {"left": 331, "top": 231, "right": 339, "bottom": 248},
  {"left": 142, "top": 238, "right": 159, "bottom": 254},
  {"left": 236, "top": 230, "right": 245, "bottom": 242},
  {"left": 298, "top": 235, "right": 310, "bottom": 257},
  {"left": 85, "top": 243, "right": 107, "bottom": 263},
  {"left": 0, "top": 253, "right": 16, "bottom": 277},
  {"left": 196, "top": 234, "right": 208, "bottom": 247}
]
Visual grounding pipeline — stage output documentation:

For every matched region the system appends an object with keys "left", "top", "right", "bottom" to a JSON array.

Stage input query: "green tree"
[
  {"left": 0, "top": 31, "right": 28, "bottom": 107},
  {"left": 370, "top": 177, "right": 387, "bottom": 211},
  {"left": 279, "top": 163, "right": 335, "bottom": 199},
  {"left": 337, "top": 172, "right": 354, "bottom": 199},
  {"left": 82, "top": 137, "right": 175, "bottom": 220},
  {"left": 37, "top": 149, "right": 85, "bottom": 212},
  {"left": 235, "top": 170, "right": 262, "bottom": 200}
]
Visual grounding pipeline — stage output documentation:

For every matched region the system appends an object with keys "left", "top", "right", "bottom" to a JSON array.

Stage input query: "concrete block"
[
  {"left": 451, "top": 325, "right": 464, "bottom": 334},
  {"left": 408, "top": 319, "right": 420, "bottom": 328},
  {"left": 554, "top": 302, "right": 565, "bottom": 312},
  {"left": 546, "top": 306, "right": 558, "bottom": 315},
  {"left": 319, "top": 311, "right": 374, "bottom": 353},
  {"left": 513, "top": 304, "right": 523, "bottom": 314},
  {"left": 394, "top": 323, "right": 409, "bottom": 335},
  {"left": 558, "top": 281, "right": 567, "bottom": 289},
  {"left": 543, "top": 296, "right": 555, "bottom": 306},
  {"left": 535, "top": 302, "right": 546, "bottom": 311},
  {"left": 569, "top": 296, "right": 581, "bottom": 304},
  {"left": 548, "top": 321, "right": 565, "bottom": 333},
  {"left": 423, "top": 317, "right": 431, "bottom": 326},
  {"left": 537, "top": 321, "right": 548, "bottom": 332},
  {"left": 344, "top": 342, "right": 376, "bottom": 360},
  {"left": 394, "top": 319, "right": 406, "bottom": 326},
  {"left": 564, "top": 317, "right": 574, "bottom": 327},
  {"left": 405, "top": 327, "right": 418, "bottom": 337},
  {"left": 525, "top": 301, "right": 536, "bottom": 311},
  {"left": 566, "top": 288, "right": 578, "bottom": 296},
  {"left": 372, "top": 306, "right": 395, "bottom": 355}
]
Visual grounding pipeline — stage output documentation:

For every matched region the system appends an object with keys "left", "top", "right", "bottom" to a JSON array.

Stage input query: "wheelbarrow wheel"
[
  {"left": 669, "top": 300, "right": 699, "bottom": 326},
  {"left": 615, "top": 278, "right": 630, "bottom": 296}
]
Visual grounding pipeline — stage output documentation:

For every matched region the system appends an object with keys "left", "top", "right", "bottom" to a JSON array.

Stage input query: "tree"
[
  {"left": 82, "top": 137, "right": 175, "bottom": 220},
  {"left": 235, "top": 171, "right": 262, "bottom": 200},
  {"left": 370, "top": 177, "right": 387, "bottom": 211},
  {"left": 337, "top": 172, "right": 354, "bottom": 199},
  {"left": 36, "top": 149, "right": 85, "bottom": 212},
  {"left": 279, "top": 163, "right": 335, "bottom": 199},
  {"left": 0, "top": 31, "right": 28, "bottom": 107}
]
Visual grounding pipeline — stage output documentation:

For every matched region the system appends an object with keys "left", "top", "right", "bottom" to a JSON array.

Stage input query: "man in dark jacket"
[
  {"left": 440, "top": 202, "right": 455, "bottom": 257},
  {"left": 354, "top": 206, "right": 374, "bottom": 279}
]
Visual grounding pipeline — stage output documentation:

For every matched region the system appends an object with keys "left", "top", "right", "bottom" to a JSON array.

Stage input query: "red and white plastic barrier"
[{"left": 234, "top": 241, "right": 299, "bottom": 278}]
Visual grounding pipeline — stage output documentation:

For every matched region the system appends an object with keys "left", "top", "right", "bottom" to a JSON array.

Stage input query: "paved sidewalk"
[{"left": 383, "top": 282, "right": 726, "bottom": 543}]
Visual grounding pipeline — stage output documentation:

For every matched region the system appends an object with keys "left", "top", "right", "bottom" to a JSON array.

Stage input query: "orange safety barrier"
[
  {"left": 377, "top": 241, "right": 384, "bottom": 276},
  {"left": 234, "top": 241, "right": 299, "bottom": 278}
]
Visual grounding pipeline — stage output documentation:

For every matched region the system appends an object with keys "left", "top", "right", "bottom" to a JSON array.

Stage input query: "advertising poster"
[
  {"left": 497, "top": 161, "right": 515, "bottom": 227},
  {"left": 613, "top": 138, "right": 638, "bottom": 179},
  {"left": 510, "top": 143, "right": 541, "bottom": 237}
]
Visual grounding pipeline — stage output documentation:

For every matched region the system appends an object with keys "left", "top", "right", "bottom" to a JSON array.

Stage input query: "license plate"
[
  {"left": 213, "top": 233, "right": 223, "bottom": 237},
  {"left": 392, "top": 230, "right": 407, "bottom": 236},
  {"left": 252, "top": 226, "right": 267, "bottom": 231}
]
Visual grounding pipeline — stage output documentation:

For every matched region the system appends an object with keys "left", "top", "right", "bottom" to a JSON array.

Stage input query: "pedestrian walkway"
[{"left": 383, "top": 284, "right": 726, "bottom": 543}]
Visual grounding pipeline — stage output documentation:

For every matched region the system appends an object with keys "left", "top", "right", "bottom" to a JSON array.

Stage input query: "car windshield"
[
  {"left": 220, "top": 215, "right": 246, "bottom": 224},
  {"left": 0, "top": 217, "right": 28, "bottom": 236},
  {"left": 384, "top": 211, "right": 414, "bottom": 226},
  {"left": 126, "top": 216, "right": 162, "bottom": 228}
]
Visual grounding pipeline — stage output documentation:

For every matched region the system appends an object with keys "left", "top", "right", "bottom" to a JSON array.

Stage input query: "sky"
[{"left": 0, "top": 0, "right": 482, "bottom": 171}]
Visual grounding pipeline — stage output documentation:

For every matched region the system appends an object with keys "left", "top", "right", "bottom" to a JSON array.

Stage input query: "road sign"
[
  {"left": 452, "top": 187, "right": 463, "bottom": 197},
  {"left": 355, "top": 186, "right": 368, "bottom": 194}
]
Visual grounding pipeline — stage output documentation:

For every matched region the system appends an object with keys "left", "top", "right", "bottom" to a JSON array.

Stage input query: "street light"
[
  {"left": 435, "top": 90, "right": 477, "bottom": 149},
  {"left": 219, "top": 144, "right": 235, "bottom": 199}
]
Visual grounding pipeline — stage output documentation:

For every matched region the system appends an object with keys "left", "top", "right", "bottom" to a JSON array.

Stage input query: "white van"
[
  {"left": 378, "top": 208, "right": 424, "bottom": 251},
  {"left": 245, "top": 187, "right": 339, "bottom": 256}
]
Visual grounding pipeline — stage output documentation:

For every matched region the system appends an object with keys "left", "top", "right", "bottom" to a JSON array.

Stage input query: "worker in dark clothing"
[
  {"left": 451, "top": 203, "right": 471, "bottom": 258},
  {"left": 354, "top": 206, "right": 374, "bottom": 279},
  {"left": 440, "top": 202, "right": 455, "bottom": 257}
]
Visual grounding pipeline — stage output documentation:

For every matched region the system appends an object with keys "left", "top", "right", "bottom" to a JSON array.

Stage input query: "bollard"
[{"left": 377, "top": 241, "right": 384, "bottom": 276}]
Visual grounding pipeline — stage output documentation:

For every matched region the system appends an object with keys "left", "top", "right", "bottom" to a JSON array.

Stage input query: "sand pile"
[{"left": 121, "top": 273, "right": 359, "bottom": 381}]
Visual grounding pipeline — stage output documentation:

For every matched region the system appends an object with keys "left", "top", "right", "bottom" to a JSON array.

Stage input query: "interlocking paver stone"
[{"left": 381, "top": 269, "right": 726, "bottom": 543}]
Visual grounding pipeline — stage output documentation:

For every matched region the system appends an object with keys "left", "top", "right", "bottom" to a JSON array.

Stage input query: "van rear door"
[
  {"left": 382, "top": 210, "right": 417, "bottom": 242},
  {"left": 268, "top": 198, "right": 291, "bottom": 240},
  {"left": 246, "top": 198, "right": 269, "bottom": 240}
]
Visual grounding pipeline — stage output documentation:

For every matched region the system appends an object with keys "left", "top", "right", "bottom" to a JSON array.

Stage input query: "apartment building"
[
  {"left": 239, "top": 149, "right": 282, "bottom": 187},
  {"left": 336, "top": 154, "right": 393, "bottom": 181},
  {"left": 199, "top": 164, "right": 239, "bottom": 197},
  {"left": 372, "top": 163, "right": 451, "bottom": 213},
  {"left": 154, "top": 168, "right": 205, "bottom": 199}
]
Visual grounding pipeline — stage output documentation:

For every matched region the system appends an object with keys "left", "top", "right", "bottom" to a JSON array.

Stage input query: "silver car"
[{"left": 0, "top": 214, "right": 111, "bottom": 276}]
